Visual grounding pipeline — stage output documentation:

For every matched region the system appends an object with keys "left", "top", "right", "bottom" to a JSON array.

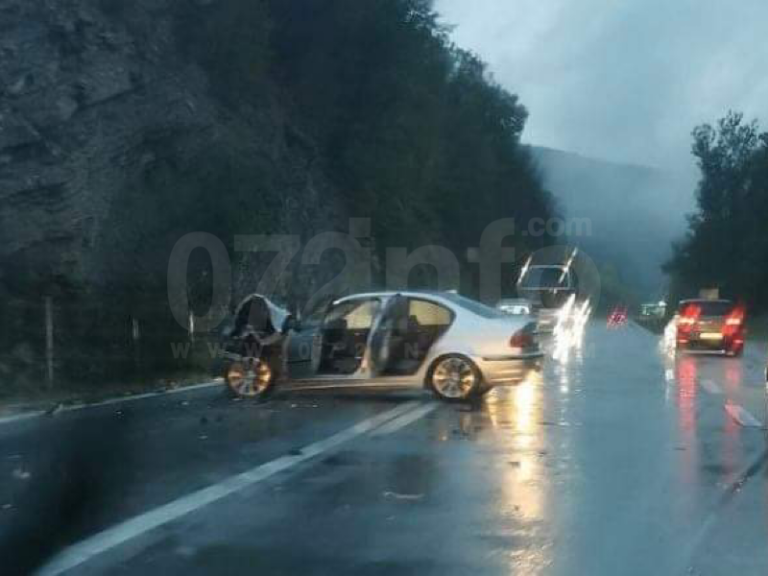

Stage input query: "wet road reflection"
[
  {"left": 659, "top": 330, "right": 768, "bottom": 507},
  {"left": 484, "top": 321, "right": 765, "bottom": 574},
  {"left": 9, "top": 320, "right": 766, "bottom": 576},
  {"left": 674, "top": 356, "right": 698, "bottom": 435},
  {"left": 470, "top": 323, "right": 592, "bottom": 574},
  {"left": 672, "top": 356, "right": 700, "bottom": 490},
  {"left": 550, "top": 296, "right": 590, "bottom": 365},
  {"left": 485, "top": 381, "right": 551, "bottom": 574}
]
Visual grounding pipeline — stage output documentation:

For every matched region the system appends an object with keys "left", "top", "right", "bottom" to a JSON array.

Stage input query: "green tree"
[{"left": 667, "top": 112, "right": 768, "bottom": 311}]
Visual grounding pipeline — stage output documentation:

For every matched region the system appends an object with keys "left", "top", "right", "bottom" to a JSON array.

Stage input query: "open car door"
[
  {"left": 291, "top": 297, "right": 383, "bottom": 377},
  {"left": 367, "top": 294, "right": 408, "bottom": 377}
]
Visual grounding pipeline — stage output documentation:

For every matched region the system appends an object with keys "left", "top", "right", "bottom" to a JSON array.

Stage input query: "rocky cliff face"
[{"left": 0, "top": 0, "right": 343, "bottom": 300}]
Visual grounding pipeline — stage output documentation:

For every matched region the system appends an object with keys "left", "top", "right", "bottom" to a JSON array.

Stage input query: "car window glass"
[
  {"left": 408, "top": 300, "right": 452, "bottom": 326},
  {"left": 519, "top": 266, "right": 573, "bottom": 289},
  {"left": 442, "top": 293, "right": 508, "bottom": 319},
  {"left": 325, "top": 299, "right": 380, "bottom": 330}
]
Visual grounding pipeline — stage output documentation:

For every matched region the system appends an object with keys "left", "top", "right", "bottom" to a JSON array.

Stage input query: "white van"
[{"left": 517, "top": 265, "right": 577, "bottom": 333}]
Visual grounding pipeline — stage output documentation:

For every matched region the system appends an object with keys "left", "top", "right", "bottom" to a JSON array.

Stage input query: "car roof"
[{"left": 333, "top": 290, "right": 455, "bottom": 306}]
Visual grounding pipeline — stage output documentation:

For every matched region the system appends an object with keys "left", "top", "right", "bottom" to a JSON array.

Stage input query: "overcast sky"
[{"left": 436, "top": 0, "right": 768, "bottom": 179}]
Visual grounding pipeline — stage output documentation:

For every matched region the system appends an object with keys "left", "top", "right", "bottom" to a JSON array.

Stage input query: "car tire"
[
  {"left": 224, "top": 357, "right": 276, "bottom": 401},
  {"left": 427, "top": 355, "right": 483, "bottom": 402}
]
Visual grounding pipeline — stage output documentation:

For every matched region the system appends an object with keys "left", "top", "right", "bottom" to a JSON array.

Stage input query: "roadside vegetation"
[
  {"left": 665, "top": 112, "right": 768, "bottom": 316},
  {"left": 1, "top": 0, "right": 554, "bottom": 398}
]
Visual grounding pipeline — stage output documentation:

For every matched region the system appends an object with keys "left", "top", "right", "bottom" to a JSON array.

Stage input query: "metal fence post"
[
  {"left": 188, "top": 311, "right": 195, "bottom": 344},
  {"left": 132, "top": 317, "right": 142, "bottom": 375}
]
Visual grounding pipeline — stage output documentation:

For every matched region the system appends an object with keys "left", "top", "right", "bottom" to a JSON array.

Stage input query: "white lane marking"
[
  {"left": 724, "top": 403, "right": 763, "bottom": 428},
  {"left": 675, "top": 448, "right": 768, "bottom": 574},
  {"left": 372, "top": 403, "right": 438, "bottom": 436},
  {"left": 0, "top": 411, "right": 46, "bottom": 426},
  {"left": 37, "top": 400, "right": 422, "bottom": 576},
  {"left": 0, "top": 381, "right": 222, "bottom": 427},
  {"left": 700, "top": 379, "right": 723, "bottom": 395}
]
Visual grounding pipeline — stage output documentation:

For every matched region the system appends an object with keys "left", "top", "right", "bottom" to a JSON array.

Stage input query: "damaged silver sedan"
[{"left": 219, "top": 291, "right": 544, "bottom": 402}]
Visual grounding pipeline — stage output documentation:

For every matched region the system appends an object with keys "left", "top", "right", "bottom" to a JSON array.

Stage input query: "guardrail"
[{"left": 0, "top": 297, "right": 218, "bottom": 397}]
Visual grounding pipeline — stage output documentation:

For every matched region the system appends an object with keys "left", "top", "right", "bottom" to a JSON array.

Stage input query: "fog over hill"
[{"left": 529, "top": 146, "right": 694, "bottom": 302}]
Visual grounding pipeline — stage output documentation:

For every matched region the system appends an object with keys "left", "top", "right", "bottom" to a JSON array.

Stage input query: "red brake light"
[
  {"left": 677, "top": 304, "right": 700, "bottom": 332},
  {"left": 681, "top": 304, "right": 700, "bottom": 319},
  {"left": 723, "top": 305, "right": 746, "bottom": 336},
  {"left": 510, "top": 330, "right": 533, "bottom": 349}
]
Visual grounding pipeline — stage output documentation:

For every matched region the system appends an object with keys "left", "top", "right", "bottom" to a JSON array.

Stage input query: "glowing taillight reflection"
[{"left": 552, "top": 295, "right": 590, "bottom": 363}]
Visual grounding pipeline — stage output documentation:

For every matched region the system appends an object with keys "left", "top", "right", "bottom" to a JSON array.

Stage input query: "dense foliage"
[
  {"left": 666, "top": 112, "right": 768, "bottom": 311},
  {"left": 2, "top": 0, "right": 556, "bottom": 393},
  {"left": 265, "top": 0, "right": 554, "bottom": 269}
]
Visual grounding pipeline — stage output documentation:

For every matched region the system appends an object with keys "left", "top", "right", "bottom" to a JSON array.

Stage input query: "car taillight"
[
  {"left": 678, "top": 305, "right": 700, "bottom": 332},
  {"left": 510, "top": 330, "right": 533, "bottom": 349},
  {"left": 723, "top": 306, "right": 746, "bottom": 337}
]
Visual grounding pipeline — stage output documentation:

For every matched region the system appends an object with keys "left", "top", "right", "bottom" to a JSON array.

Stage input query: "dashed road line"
[
  {"left": 724, "top": 402, "right": 763, "bottom": 428},
  {"left": 37, "top": 400, "right": 424, "bottom": 576},
  {"left": 372, "top": 402, "right": 438, "bottom": 436}
]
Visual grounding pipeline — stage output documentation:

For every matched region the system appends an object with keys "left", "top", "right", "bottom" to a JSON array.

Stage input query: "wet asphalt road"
[{"left": 1, "top": 321, "right": 767, "bottom": 575}]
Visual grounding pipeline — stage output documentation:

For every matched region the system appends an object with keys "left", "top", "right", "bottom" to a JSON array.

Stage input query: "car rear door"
[{"left": 368, "top": 294, "right": 408, "bottom": 377}]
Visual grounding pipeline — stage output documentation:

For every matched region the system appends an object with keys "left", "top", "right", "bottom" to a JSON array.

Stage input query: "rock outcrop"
[{"left": 0, "top": 0, "right": 343, "bottom": 299}]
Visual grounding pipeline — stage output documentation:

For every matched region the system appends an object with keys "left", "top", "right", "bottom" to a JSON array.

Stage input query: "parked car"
[
  {"left": 495, "top": 298, "right": 533, "bottom": 316},
  {"left": 220, "top": 291, "right": 544, "bottom": 402},
  {"left": 674, "top": 299, "right": 746, "bottom": 356}
]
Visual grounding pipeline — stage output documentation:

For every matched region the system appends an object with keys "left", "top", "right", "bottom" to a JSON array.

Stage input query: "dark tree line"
[
  {"left": 666, "top": 112, "right": 768, "bottom": 312},
  {"left": 148, "top": 0, "right": 557, "bottom": 299},
  {"left": 3, "top": 0, "right": 556, "bottom": 391},
  {"left": 265, "top": 0, "right": 555, "bottom": 274}
]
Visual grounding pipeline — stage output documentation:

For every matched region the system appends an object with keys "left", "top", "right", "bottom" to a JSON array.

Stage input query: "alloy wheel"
[
  {"left": 227, "top": 358, "right": 272, "bottom": 398},
  {"left": 431, "top": 356, "right": 478, "bottom": 400}
]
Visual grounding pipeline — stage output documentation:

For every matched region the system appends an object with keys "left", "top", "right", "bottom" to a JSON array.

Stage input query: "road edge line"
[
  {"left": 0, "top": 381, "right": 222, "bottom": 427},
  {"left": 37, "top": 400, "right": 424, "bottom": 576}
]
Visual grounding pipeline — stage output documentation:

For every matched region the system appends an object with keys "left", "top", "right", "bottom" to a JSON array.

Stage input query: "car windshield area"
[{"left": 518, "top": 266, "right": 573, "bottom": 290}]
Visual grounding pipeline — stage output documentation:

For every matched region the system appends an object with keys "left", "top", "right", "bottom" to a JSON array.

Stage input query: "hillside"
[
  {"left": 0, "top": 0, "right": 554, "bottom": 392},
  {"left": 530, "top": 146, "right": 692, "bottom": 302}
]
